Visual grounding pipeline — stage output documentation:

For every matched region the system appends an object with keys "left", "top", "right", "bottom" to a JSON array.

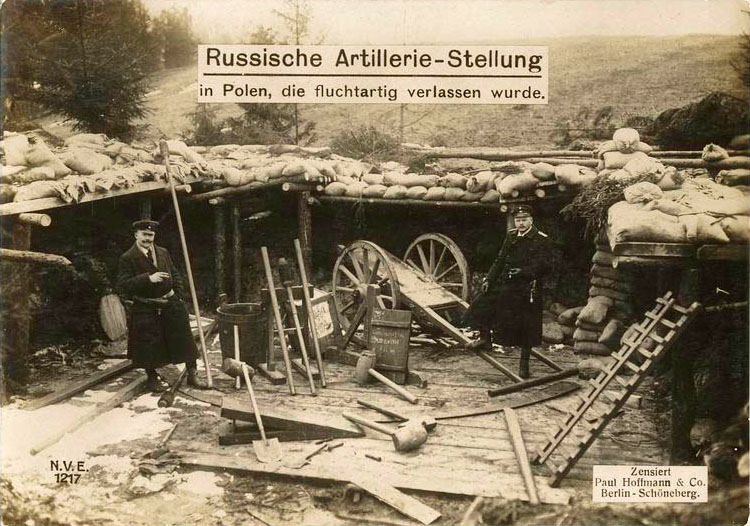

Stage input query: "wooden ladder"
[{"left": 531, "top": 291, "right": 701, "bottom": 487}]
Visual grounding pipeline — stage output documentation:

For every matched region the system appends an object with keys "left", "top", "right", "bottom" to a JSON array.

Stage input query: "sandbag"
[
  {"left": 530, "top": 162, "right": 556, "bottom": 181},
  {"left": 324, "top": 182, "right": 347, "bottom": 196},
  {"left": 444, "top": 187, "right": 466, "bottom": 201},
  {"left": 590, "top": 275, "right": 633, "bottom": 293},
  {"left": 461, "top": 190, "right": 484, "bottom": 202},
  {"left": 645, "top": 198, "right": 692, "bottom": 216},
  {"left": 312, "top": 160, "right": 336, "bottom": 179},
  {"left": 591, "top": 250, "right": 615, "bottom": 267},
  {"left": 466, "top": 171, "right": 496, "bottom": 192},
  {"left": 406, "top": 186, "right": 428, "bottom": 200},
  {"left": 589, "top": 285, "right": 630, "bottom": 302},
  {"left": 281, "top": 162, "right": 306, "bottom": 177},
  {"left": 362, "top": 184, "right": 387, "bottom": 198},
  {"left": 679, "top": 214, "right": 730, "bottom": 244},
  {"left": 560, "top": 324, "right": 574, "bottom": 339},
  {"left": 0, "top": 184, "right": 17, "bottom": 203},
  {"left": 623, "top": 182, "right": 663, "bottom": 204},
  {"left": 575, "top": 319, "right": 607, "bottom": 331},
  {"left": 480, "top": 189, "right": 500, "bottom": 203},
  {"left": 238, "top": 172, "right": 254, "bottom": 186},
  {"left": 716, "top": 169, "right": 750, "bottom": 187},
  {"left": 591, "top": 263, "right": 632, "bottom": 282},
  {"left": 598, "top": 318, "right": 626, "bottom": 348},
  {"left": 574, "top": 341, "right": 612, "bottom": 356},
  {"left": 542, "top": 322, "right": 564, "bottom": 344},
  {"left": 9, "top": 166, "right": 57, "bottom": 184},
  {"left": 578, "top": 296, "right": 613, "bottom": 325},
  {"left": 623, "top": 154, "right": 664, "bottom": 177},
  {"left": 602, "top": 151, "right": 649, "bottom": 170},
  {"left": 495, "top": 172, "right": 538, "bottom": 197},
  {"left": 558, "top": 306, "right": 584, "bottom": 326},
  {"left": 720, "top": 216, "right": 750, "bottom": 243},
  {"left": 335, "top": 175, "right": 358, "bottom": 186},
  {"left": 702, "top": 143, "right": 729, "bottom": 162},
  {"left": 549, "top": 302, "right": 569, "bottom": 316},
  {"left": 607, "top": 201, "right": 687, "bottom": 245},
  {"left": 438, "top": 174, "right": 468, "bottom": 189},
  {"left": 595, "top": 138, "right": 652, "bottom": 158},
  {"left": 220, "top": 166, "right": 244, "bottom": 186},
  {"left": 383, "top": 185, "right": 408, "bottom": 199},
  {"left": 573, "top": 327, "right": 601, "bottom": 342},
  {"left": 555, "top": 164, "right": 597, "bottom": 186},
  {"left": 262, "top": 163, "right": 286, "bottom": 180},
  {"left": 160, "top": 140, "right": 205, "bottom": 165},
  {"left": 2, "top": 134, "right": 30, "bottom": 166},
  {"left": 13, "top": 180, "right": 61, "bottom": 202},
  {"left": 729, "top": 134, "right": 750, "bottom": 149},
  {"left": 25, "top": 138, "right": 59, "bottom": 167},
  {"left": 301, "top": 161, "right": 322, "bottom": 179},
  {"left": 344, "top": 181, "right": 366, "bottom": 197},
  {"left": 383, "top": 171, "right": 407, "bottom": 186},
  {"left": 607, "top": 169, "right": 640, "bottom": 184},
  {"left": 652, "top": 167, "right": 683, "bottom": 190},
  {"left": 413, "top": 174, "right": 439, "bottom": 188},
  {"left": 424, "top": 186, "right": 446, "bottom": 201},
  {"left": 362, "top": 173, "right": 385, "bottom": 186},
  {"left": 61, "top": 148, "right": 114, "bottom": 175},
  {"left": 612, "top": 128, "right": 642, "bottom": 153}
]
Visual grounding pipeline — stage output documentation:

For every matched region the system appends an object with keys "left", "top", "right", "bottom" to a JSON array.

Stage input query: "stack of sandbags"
[
  {"left": 595, "top": 127, "right": 653, "bottom": 168},
  {"left": 574, "top": 246, "right": 634, "bottom": 356},
  {"left": 610, "top": 178, "right": 750, "bottom": 245},
  {"left": 557, "top": 305, "right": 583, "bottom": 344},
  {"left": 545, "top": 302, "right": 572, "bottom": 344},
  {"left": 1, "top": 133, "right": 72, "bottom": 184},
  {"left": 554, "top": 164, "right": 597, "bottom": 187}
]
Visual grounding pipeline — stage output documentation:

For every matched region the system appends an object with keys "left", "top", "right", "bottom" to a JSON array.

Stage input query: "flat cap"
[
  {"left": 513, "top": 205, "right": 534, "bottom": 217},
  {"left": 132, "top": 219, "right": 159, "bottom": 232}
]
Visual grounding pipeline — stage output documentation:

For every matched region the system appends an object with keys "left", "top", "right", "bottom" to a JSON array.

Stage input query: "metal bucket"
[{"left": 217, "top": 303, "right": 267, "bottom": 365}]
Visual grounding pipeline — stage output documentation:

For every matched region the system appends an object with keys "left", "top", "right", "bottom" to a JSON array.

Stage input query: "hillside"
[{"left": 40, "top": 35, "right": 747, "bottom": 149}]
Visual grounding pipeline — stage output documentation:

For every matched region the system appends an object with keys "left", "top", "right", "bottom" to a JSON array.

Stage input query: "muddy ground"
[{"left": 2, "top": 335, "right": 748, "bottom": 526}]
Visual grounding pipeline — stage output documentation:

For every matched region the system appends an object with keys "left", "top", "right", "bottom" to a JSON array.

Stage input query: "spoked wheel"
[
  {"left": 403, "top": 233, "right": 470, "bottom": 301},
  {"left": 332, "top": 240, "right": 400, "bottom": 331}
]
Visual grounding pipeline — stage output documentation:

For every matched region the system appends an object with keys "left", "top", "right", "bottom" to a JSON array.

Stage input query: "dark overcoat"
[
  {"left": 463, "top": 226, "right": 553, "bottom": 347},
  {"left": 117, "top": 243, "right": 198, "bottom": 368}
]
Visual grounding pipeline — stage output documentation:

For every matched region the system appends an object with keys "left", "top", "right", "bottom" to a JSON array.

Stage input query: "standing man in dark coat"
[
  {"left": 464, "top": 205, "right": 553, "bottom": 378},
  {"left": 117, "top": 220, "right": 208, "bottom": 392}
]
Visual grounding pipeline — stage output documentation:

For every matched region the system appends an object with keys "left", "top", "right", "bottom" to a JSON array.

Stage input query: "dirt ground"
[{"left": 2, "top": 334, "right": 748, "bottom": 526}]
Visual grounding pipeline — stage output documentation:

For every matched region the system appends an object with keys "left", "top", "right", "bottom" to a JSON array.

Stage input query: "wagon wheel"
[
  {"left": 404, "top": 233, "right": 470, "bottom": 301},
  {"left": 332, "top": 240, "right": 400, "bottom": 331}
]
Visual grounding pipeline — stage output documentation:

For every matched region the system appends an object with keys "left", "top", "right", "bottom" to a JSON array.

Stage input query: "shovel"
[{"left": 241, "top": 362, "right": 282, "bottom": 463}]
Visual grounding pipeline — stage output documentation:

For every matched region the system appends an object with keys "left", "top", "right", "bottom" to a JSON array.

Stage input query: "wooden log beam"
[
  {"left": 214, "top": 204, "right": 227, "bottom": 298},
  {"left": 17, "top": 213, "right": 51, "bottom": 227},
  {"left": 0, "top": 248, "right": 72, "bottom": 267},
  {"left": 283, "top": 182, "right": 324, "bottom": 193},
  {"left": 319, "top": 196, "right": 502, "bottom": 210},
  {"left": 297, "top": 191, "right": 313, "bottom": 275},
  {"left": 231, "top": 203, "right": 242, "bottom": 302},
  {"left": 186, "top": 175, "right": 315, "bottom": 203},
  {"left": 487, "top": 368, "right": 580, "bottom": 397},
  {"left": 163, "top": 184, "right": 192, "bottom": 194},
  {"left": 413, "top": 147, "right": 750, "bottom": 159}
]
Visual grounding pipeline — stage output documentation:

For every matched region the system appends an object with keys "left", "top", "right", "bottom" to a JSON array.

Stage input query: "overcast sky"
[{"left": 143, "top": 0, "right": 748, "bottom": 43}]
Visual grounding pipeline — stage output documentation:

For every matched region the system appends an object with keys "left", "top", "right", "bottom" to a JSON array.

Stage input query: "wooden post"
[
  {"left": 297, "top": 191, "right": 313, "bottom": 277},
  {"left": 0, "top": 220, "right": 32, "bottom": 390},
  {"left": 232, "top": 203, "right": 242, "bottom": 302},
  {"left": 672, "top": 265, "right": 700, "bottom": 462},
  {"left": 17, "top": 213, "right": 51, "bottom": 227},
  {"left": 214, "top": 204, "right": 226, "bottom": 299}
]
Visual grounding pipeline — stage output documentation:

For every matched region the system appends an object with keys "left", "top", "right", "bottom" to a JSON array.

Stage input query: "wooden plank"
[
  {"left": 25, "top": 359, "right": 134, "bottom": 411},
  {"left": 611, "top": 242, "right": 695, "bottom": 258},
  {"left": 696, "top": 244, "right": 748, "bottom": 261},
  {"left": 349, "top": 474, "right": 441, "bottom": 525},
  {"left": 0, "top": 178, "right": 199, "bottom": 217},
  {"left": 180, "top": 452, "right": 571, "bottom": 504},
  {"left": 220, "top": 398, "right": 365, "bottom": 440},
  {"left": 504, "top": 408, "right": 540, "bottom": 504}
]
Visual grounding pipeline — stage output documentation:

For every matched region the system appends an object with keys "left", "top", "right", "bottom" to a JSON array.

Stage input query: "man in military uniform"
[
  {"left": 117, "top": 220, "right": 208, "bottom": 392},
  {"left": 464, "top": 205, "right": 553, "bottom": 378}
]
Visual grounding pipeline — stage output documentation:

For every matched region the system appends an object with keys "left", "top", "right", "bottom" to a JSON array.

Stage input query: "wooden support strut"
[
  {"left": 504, "top": 408, "right": 540, "bottom": 504},
  {"left": 0, "top": 248, "right": 72, "bottom": 267},
  {"left": 17, "top": 213, "right": 52, "bottom": 227}
]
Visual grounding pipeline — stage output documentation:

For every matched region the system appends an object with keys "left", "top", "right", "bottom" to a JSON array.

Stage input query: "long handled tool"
[
  {"left": 278, "top": 258, "right": 317, "bottom": 396},
  {"left": 241, "top": 363, "right": 282, "bottom": 462},
  {"left": 368, "top": 368, "right": 418, "bottom": 404},
  {"left": 260, "top": 246, "right": 296, "bottom": 395},
  {"left": 357, "top": 399, "right": 437, "bottom": 432},
  {"left": 342, "top": 412, "right": 427, "bottom": 452},
  {"left": 159, "top": 140, "right": 212, "bottom": 388},
  {"left": 293, "top": 238, "right": 327, "bottom": 387}
]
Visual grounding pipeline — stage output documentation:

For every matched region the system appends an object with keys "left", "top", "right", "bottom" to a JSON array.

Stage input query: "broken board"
[
  {"left": 349, "top": 473, "right": 441, "bottom": 525},
  {"left": 221, "top": 398, "right": 365, "bottom": 441}
]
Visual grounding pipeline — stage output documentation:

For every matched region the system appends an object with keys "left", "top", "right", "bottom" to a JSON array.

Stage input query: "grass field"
[{"left": 42, "top": 35, "right": 747, "bottom": 149}]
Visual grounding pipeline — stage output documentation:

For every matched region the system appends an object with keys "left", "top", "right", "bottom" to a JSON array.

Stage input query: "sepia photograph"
[{"left": 1, "top": 0, "right": 748, "bottom": 525}]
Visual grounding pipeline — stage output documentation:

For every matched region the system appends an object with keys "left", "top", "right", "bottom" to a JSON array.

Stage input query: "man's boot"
[
  {"left": 146, "top": 369, "right": 168, "bottom": 393},
  {"left": 519, "top": 346, "right": 531, "bottom": 379},
  {"left": 186, "top": 365, "right": 208, "bottom": 389},
  {"left": 468, "top": 329, "right": 492, "bottom": 351}
]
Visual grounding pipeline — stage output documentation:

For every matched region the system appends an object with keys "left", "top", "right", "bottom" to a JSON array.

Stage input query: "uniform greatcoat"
[
  {"left": 117, "top": 243, "right": 198, "bottom": 369},
  {"left": 464, "top": 226, "right": 553, "bottom": 347}
]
